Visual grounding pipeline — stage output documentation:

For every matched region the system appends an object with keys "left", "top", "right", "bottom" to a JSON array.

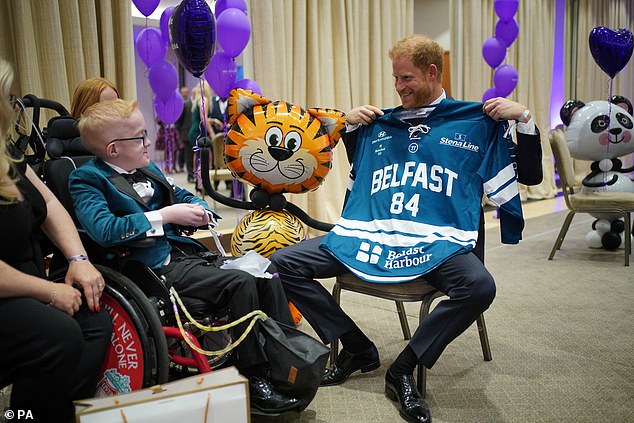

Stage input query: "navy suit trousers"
[{"left": 270, "top": 236, "right": 495, "bottom": 369}]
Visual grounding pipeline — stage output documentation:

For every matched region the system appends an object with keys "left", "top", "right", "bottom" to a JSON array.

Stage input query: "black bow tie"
[{"left": 122, "top": 170, "right": 147, "bottom": 184}]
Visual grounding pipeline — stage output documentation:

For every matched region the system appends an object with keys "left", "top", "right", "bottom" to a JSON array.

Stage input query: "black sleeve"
[
  {"left": 341, "top": 129, "right": 359, "bottom": 164},
  {"left": 516, "top": 126, "right": 543, "bottom": 186}
]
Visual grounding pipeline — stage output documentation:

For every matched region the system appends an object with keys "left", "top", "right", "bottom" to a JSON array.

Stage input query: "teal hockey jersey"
[{"left": 321, "top": 99, "right": 524, "bottom": 283}]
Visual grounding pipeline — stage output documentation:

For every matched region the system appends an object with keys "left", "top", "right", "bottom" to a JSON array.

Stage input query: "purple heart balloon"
[
  {"left": 170, "top": 0, "right": 216, "bottom": 78},
  {"left": 588, "top": 26, "right": 633, "bottom": 79}
]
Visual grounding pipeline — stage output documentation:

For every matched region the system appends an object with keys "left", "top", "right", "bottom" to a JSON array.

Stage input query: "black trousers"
[
  {"left": 184, "top": 142, "right": 195, "bottom": 180},
  {"left": 0, "top": 299, "right": 111, "bottom": 423},
  {"left": 270, "top": 235, "right": 495, "bottom": 369},
  {"left": 161, "top": 257, "right": 294, "bottom": 372}
]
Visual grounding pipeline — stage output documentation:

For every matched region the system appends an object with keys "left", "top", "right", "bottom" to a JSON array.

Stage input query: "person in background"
[
  {"left": 271, "top": 34, "right": 541, "bottom": 423},
  {"left": 175, "top": 85, "right": 192, "bottom": 174},
  {"left": 0, "top": 58, "right": 112, "bottom": 423},
  {"left": 70, "top": 77, "right": 119, "bottom": 119},
  {"left": 69, "top": 98, "right": 301, "bottom": 415},
  {"left": 209, "top": 92, "right": 226, "bottom": 133},
  {"left": 155, "top": 117, "right": 183, "bottom": 174},
  {"left": 188, "top": 81, "right": 216, "bottom": 186}
]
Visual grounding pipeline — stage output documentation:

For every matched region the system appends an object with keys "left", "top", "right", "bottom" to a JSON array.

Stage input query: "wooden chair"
[
  {"left": 549, "top": 127, "right": 634, "bottom": 266},
  {"left": 330, "top": 273, "right": 493, "bottom": 398}
]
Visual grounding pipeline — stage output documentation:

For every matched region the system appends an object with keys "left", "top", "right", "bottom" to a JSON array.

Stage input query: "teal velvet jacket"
[{"left": 69, "top": 158, "right": 216, "bottom": 270}]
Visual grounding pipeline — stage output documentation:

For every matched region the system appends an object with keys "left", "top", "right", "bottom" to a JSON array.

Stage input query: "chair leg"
[
  {"left": 395, "top": 300, "right": 412, "bottom": 340},
  {"left": 623, "top": 211, "right": 631, "bottom": 267},
  {"left": 330, "top": 283, "right": 342, "bottom": 366},
  {"left": 475, "top": 314, "right": 493, "bottom": 361},
  {"left": 415, "top": 295, "right": 436, "bottom": 398},
  {"left": 549, "top": 211, "right": 576, "bottom": 260}
]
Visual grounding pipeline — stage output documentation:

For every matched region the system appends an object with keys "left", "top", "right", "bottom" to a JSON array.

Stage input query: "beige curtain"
[
  {"left": 244, "top": 0, "right": 413, "bottom": 235},
  {"left": 450, "top": 0, "right": 558, "bottom": 200},
  {"left": 569, "top": 0, "right": 634, "bottom": 181},
  {"left": 0, "top": 0, "right": 135, "bottom": 116}
]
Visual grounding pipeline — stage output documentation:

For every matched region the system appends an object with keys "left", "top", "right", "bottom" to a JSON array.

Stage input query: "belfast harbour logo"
[{"left": 355, "top": 242, "right": 432, "bottom": 269}]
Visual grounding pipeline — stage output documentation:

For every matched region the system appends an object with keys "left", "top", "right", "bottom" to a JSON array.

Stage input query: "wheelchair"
[{"left": 12, "top": 95, "right": 232, "bottom": 395}]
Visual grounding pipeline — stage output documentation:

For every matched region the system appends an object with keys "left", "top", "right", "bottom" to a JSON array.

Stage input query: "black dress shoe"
[
  {"left": 248, "top": 376, "right": 300, "bottom": 414},
  {"left": 320, "top": 343, "right": 380, "bottom": 386},
  {"left": 385, "top": 370, "right": 431, "bottom": 423}
]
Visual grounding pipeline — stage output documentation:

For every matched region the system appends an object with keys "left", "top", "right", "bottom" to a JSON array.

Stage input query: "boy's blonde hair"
[
  {"left": 78, "top": 99, "right": 138, "bottom": 157},
  {"left": 389, "top": 34, "right": 444, "bottom": 80}
]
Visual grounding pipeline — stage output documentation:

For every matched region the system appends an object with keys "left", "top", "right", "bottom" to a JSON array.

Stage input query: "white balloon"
[
  {"left": 586, "top": 230, "right": 603, "bottom": 248},
  {"left": 594, "top": 219, "right": 611, "bottom": 234}
]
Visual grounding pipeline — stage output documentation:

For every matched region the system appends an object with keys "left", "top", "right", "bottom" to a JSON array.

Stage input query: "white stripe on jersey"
[
  {"left": 483, "top": 163, "right": 515, "bottom": 195},
  {"left": 333, "top": 217, "right": 479, "bottom": 247},
  {"left": 489, "top": 180, "right": 520, "bottom": 206},
  {"left": 347, "top": 266, "right": 422, "bottom": 283}
]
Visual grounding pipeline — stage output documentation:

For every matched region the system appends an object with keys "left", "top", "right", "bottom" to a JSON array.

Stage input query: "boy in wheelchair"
[{"left": 68, "top": 98, "right": 300, "bottom": 414}]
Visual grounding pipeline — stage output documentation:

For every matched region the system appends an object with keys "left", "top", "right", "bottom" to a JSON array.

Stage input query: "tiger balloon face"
[{"left": 225, "top": 88, "right": 346, "bottom": 194}]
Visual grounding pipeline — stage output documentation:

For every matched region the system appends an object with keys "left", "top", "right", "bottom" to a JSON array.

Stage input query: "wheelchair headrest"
[{"left": 45, "top": 116, "right": 91, "bottom": 158}]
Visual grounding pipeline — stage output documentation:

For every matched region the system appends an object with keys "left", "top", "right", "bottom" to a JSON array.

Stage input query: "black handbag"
[{"left": 258, "top": 318, "right": 330, "bottom": 410}]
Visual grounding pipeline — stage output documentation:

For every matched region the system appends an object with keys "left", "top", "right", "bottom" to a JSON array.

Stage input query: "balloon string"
[
  {"left": 166, "top": 124, "right": 175, "bottom": 172},
  {"left": 193, "top": 78, "right": 209, "bottom": 190}
]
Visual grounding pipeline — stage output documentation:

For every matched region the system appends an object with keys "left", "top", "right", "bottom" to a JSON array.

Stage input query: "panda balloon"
[{"left": 560, "top": 95, "right": 634, "bottom": 250}]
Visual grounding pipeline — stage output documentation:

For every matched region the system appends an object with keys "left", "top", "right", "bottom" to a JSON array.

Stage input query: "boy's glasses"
[{"left": 108, "top": 130, "right": 149, "bottom": 145}]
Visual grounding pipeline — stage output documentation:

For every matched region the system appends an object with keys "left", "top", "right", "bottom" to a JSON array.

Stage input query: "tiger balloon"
[{"left": 224, "top": 88, "right": 346, "bottom": 194}]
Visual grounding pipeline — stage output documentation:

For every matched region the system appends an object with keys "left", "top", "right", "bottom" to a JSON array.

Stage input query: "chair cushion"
[{"left": 337, "top": 273, "right": 438, "bottom": 301}]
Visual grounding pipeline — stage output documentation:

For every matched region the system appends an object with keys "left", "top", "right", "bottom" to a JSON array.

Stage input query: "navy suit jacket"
[{"left": 69, "top": 158, "right": 215, "bottom": 269}]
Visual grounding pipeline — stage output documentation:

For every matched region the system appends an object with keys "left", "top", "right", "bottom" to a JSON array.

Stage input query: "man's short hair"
[
  {"left": 389, "top": 34, "right": 444, "bottom": 79},
  {"left": 78, "top": 99, "right": 138, "bottom": 157}
]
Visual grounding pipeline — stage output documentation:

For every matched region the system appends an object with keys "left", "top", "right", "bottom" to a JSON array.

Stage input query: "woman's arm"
[
  {"left": 25, "top": 166, "right": 104, "bottom": 311},
  {"left": 0, "top": 259, "right": 82, "bottom": 316}
]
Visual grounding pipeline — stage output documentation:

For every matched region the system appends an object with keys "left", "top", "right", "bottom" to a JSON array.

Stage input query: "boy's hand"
[{"left": 159, "top": 204, "right": 209, "bottom": 227}]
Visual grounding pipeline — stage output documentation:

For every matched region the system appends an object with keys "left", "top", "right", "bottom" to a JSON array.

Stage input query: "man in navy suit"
[
  {"left": 68, "top": 99, "right": 300, "bottom": 415},
  {"left": 271, "top": 34, "right": 543, "bottom": 423}
]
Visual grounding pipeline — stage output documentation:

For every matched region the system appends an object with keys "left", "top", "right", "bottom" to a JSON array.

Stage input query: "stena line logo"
[{"left": 439, "top": 133, "right": 479, "bottom": 152}]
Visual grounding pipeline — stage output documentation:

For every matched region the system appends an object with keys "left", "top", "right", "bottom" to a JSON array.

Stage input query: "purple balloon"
[
  {"left": 135, "top": 27, "right": 166, "bottom": 68},
  {"left": 133, "top": 0, "right": 160, "bottom": 17},
  {"left": 217, "top": 8, "right": 251, "bottom": 58},
  {"left": 482, "top": 87, "right": 499, "bottom": 103},
  {"left": 170, "top": 0, "right": 216, "bottom": 78},
  {"left": 588, "top": 26, "right": 634, "bottom": 79},
  {"left": 148, "top": 61, "right": 179, "bottom": 102},
  {"left": 495, "top": 18, "right": 519, "bottom": 47},
  {"left": 215, "top": 0, "right": 248, "bottom": 17},
  {"left": 154, "top": 90, "right": 184, "bottom": 125},
  {"left": 494, "top": 0, "right": 519, "bottom": 19},
  {"left": 233, "top": 78, "right": 261, "bottom": 95},
  {"left": 493, "top": 64, "right": 518, "bottom": 97},
  {"left": 482, "top": 37, "right": 506, "bottom": 68},
  {"left": 205, "top": 51, "right": 237, "bottom": 99},
  {"left": 160, "top": 6, "right": 175, "bottom": 46}
]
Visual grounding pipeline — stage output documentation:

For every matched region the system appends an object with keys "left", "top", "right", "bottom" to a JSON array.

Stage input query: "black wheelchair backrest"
[{"left": 45, "top": 115, "right": 90, "bottom": 159}]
